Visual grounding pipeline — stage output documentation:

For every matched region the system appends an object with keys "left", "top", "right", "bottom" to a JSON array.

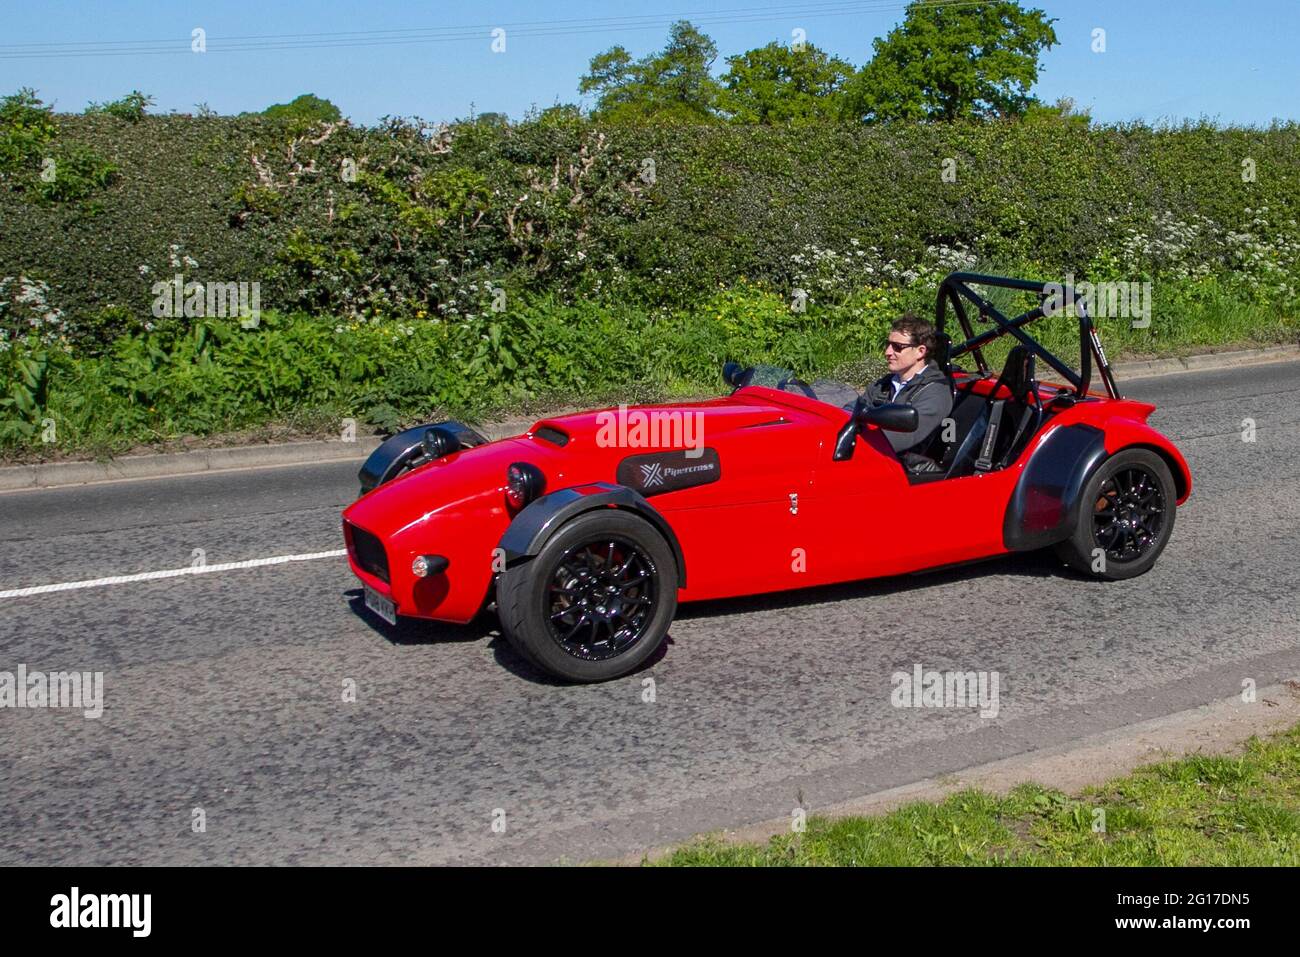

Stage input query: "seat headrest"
[{"left": 998, "top": 345, "right": 1037, "bottom": 402}]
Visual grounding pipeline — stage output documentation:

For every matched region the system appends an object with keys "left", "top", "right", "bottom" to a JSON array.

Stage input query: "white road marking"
[{"left": 0, "top": 549, "right": 349, "bottom": 599}]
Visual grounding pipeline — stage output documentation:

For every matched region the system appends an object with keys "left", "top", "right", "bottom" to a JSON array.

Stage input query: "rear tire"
[
  {"left": 497, "top": 510, "right": 678, "bottom": 682},
  {"left": 1054, "top": 448, "right": 1176, "bottom": 580}
]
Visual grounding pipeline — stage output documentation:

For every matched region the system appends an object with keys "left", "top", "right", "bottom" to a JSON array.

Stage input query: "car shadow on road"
[
  {"left": 673, "top": 549, "right": 1089, "bottom": 622},
  {"left": 343, "top": 588, "right": 493, "bottom": 644},
  {"left": 342, "top": 586, "right": 672, "bottom": 685},
  {"left": 485, "top": 632, "right": 672, "bottom": 686},
  {"left": 343, "top": 552, "right": 1090, "bottom": 683}
]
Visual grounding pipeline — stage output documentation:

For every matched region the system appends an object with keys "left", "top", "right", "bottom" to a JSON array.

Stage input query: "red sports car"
[{"left": 342, "top": 273, "right": 1191, "bottom": 682}]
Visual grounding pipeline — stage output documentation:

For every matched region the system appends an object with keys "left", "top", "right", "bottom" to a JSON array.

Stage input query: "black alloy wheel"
[
  {"left": 545, "top": 537, "right": 657, "bottom": 661},
  {"left": 496, "top": 509, "right": 679, "bottom": 682},
  {"left": 1091, "top": 465, "right": 1167, "bottom": 564},
  {"left": 1053, "top": 447, "right": 1178, "bottom": 581}
]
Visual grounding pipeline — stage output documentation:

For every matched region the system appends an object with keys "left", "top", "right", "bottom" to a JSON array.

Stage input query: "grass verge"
[{"left": 657, "top": 723, "right": 1300, "bottom": 866}]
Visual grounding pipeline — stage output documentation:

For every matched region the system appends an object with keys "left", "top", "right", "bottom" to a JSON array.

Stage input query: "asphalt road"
[{"left": 2, "top": 360, "right": 1299, "bottom": 865}]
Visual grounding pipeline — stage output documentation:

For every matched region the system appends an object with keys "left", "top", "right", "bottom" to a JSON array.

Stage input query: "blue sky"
[{"left": 2, "top": 1, "right": 1296, "bottom": 125}]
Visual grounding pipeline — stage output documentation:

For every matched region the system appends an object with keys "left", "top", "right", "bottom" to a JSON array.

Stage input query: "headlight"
[
  {"left": 421, "top": 428, "right": 454, "bottom": 460},
  {"left": 411, "top": 554, "right": 449, "bottom": 577},
  {"left": 505, "top": 462, "right": 544, "bottom": 509}
]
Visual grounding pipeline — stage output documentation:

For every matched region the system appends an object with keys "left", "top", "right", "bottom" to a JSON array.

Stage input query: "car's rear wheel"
[
  {"left": 496, "top": 510, "right": 678, "bottom": 682},
  {"left": 1054, "top": 447, "right": 1177, "bottom": 580}
]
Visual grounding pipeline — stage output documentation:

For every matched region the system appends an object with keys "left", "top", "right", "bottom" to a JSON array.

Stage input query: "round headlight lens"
[
  {"left": 505, "top": 462, "right": 543, "bottom": 509},
  {"left": 421, "top": 429, "right": 451, "bottom": 460}
]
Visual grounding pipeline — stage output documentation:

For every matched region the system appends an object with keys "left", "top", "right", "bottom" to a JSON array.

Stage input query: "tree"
[
  {"left": 579, "top": 21, "right": 721, "bottom": 121},
  {"left": 259, "top": 94, "right": 342, "bottom": 123},
  {"left": 537, "top": 103, "right": 582, "bottom": 122},
  {"left": 718, "top": 41, "right": 854, "bottom": 123},
  {"left": 1024, "top": 95, "right": 1091, "bottom": 129},
  {"left": 843, "top": 1, "right": 1057, "bottom": 122},
  {"left": 84, "top": 91, "right": 154, "bottom": 122}
]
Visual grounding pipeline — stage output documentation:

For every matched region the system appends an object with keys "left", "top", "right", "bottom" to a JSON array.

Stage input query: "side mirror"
[{"left": 856, "top": 402, "right": 918, "bottom": 433}]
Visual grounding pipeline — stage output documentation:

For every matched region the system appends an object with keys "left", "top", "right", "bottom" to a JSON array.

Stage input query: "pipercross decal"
[{"left": 617, "top": 448, "right": 721, "bottom": 496}]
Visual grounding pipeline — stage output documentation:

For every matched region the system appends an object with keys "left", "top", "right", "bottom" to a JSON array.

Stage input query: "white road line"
[{"left": 0, "top": 549, "right": 349, "bottom": 599}]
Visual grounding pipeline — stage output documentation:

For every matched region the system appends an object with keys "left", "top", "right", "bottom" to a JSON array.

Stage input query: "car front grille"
[{"left": 347, "top": 523, "right": 390, "bottom": 583}]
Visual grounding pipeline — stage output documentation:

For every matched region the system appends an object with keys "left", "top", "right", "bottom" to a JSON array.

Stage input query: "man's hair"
[{"left": 891, "top": 314, "right": 937, "bottom": 360}]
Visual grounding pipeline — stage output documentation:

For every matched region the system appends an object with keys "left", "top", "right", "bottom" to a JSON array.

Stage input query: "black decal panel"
[{"left": 616, "top": 448, "right": 722, "bottom": 497}]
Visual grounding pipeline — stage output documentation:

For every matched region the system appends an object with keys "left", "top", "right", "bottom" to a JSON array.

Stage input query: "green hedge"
[
  {"left": 0, "top": 285, "right": 909, "bottom": 452},
  {"left": 4, "top": 106, "right": 1300, "bottom": 336},
  {"left": 3, "top": 102, "right": 1299, "bottom": 456}
]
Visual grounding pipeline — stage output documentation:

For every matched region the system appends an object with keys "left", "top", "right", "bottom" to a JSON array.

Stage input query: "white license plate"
[{"left": 364, "top": 585, "right": 397, "bottom": 625}]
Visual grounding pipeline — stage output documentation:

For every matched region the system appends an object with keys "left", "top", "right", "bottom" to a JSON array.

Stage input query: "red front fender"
[{"left": 1102, "top": 417, "right": 1192, "bottom": 504}]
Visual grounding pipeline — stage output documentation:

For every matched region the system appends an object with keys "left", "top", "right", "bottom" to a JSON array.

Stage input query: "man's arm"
[{"left": 885, "top": 378, "right": 953, "bottom": 453}]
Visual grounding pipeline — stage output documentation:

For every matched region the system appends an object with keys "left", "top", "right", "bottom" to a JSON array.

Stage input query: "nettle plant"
[{"left": 0, "top": 275, "right": 65, "bottom": 442}]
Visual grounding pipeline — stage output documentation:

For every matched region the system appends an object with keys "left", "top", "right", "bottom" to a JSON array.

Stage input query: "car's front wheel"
[
  {"left": 496, "top": 510, "right": 678, "bottom": 682},
  {"left": 1054, "top": 447, "right": 1177, "bottom": 580}
]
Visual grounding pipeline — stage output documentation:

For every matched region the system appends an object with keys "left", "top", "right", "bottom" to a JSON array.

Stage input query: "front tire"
[
  {"left": 1054, "top": 447, "right": 1177, "bottom": 580},
  {"left": 496, "top": 510, "right": 678, "bottom": 682}
]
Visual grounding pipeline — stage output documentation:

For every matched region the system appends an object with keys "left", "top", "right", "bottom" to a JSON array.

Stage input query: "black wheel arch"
[
  {"left": 498, "top": 482, "right": 687, "bottom": 586},
  {"left": 1002, "top": 424, "right": 1109, "bottom": 551},
  {"left": 1003, "top": 426, "right": 1188, "bottom": 551}
]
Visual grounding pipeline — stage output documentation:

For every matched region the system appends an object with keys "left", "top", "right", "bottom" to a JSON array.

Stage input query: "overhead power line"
[{"left": 0, "top": 0, "right": 1001, "bottom": 60}]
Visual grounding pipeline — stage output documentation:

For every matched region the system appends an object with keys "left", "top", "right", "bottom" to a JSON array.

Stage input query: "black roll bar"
[{"left": 934, "top": 272, "right": 1121, "bottom": 400}]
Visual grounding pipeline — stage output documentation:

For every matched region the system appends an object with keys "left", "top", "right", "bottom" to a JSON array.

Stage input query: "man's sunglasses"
[{"left": 883, "top": 338, "right": 917, "bottom": 353}]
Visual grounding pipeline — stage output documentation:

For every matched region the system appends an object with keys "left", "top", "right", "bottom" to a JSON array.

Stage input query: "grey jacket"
[{"left": 864, "top": 363, "right": 953, "bottom": 453}]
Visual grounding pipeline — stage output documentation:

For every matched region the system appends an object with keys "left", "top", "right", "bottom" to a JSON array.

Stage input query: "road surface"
[{"left": 2, "top": 360, "right": 1297, "bottom": 864}]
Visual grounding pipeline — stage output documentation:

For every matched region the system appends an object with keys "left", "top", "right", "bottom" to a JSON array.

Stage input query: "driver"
[{"left": 864, "top": 315, "right": 952, "bottom": 468}]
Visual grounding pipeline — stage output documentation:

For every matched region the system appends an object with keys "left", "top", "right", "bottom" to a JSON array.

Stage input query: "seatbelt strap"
[
  {"left": 975, "top": 400, "right": 1004, "bottom": 472},
  {"left": 998, "top": 404, "right": 1038, "bottom": 470}
]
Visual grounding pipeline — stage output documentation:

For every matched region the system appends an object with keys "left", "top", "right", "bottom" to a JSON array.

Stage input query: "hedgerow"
[
  {"left": 4, "top": 101, "right": 1300, "bottom": 329},
  {"left": 2, "top": 94, "right": 1299, "bottom": 455}
]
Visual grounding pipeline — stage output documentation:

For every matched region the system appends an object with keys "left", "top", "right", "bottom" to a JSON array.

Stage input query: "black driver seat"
[
  {"left": 988, "top": 346, "right": 1044, "bottom": 469},
  {"left": 913, "top": 345, "right": 1042, "bottom": 482}
]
